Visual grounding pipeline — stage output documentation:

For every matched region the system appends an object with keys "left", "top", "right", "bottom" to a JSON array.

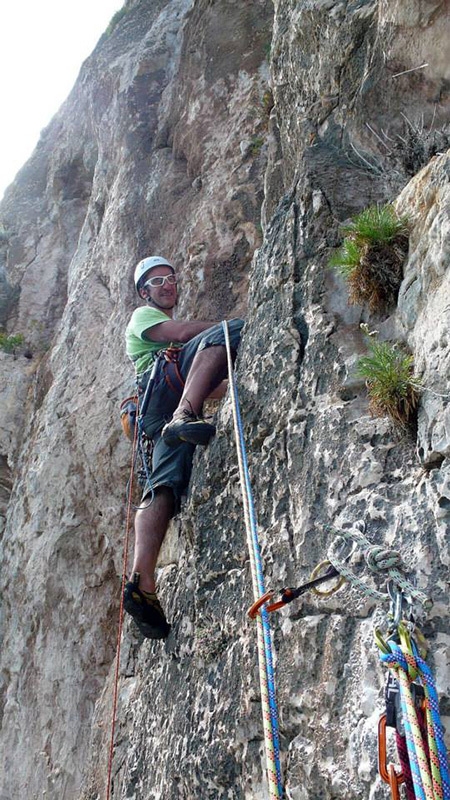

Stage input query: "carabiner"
[
  {"left": 378, "top": 714, "right": 404, "bottom": 791},
  {"left": 248, "top": 590, "right": 275, "bottom": 619},
  {"left": 387, "top": 764, "right": 402, "bottom": 800},
  {"left": 309, "top": 560, "right": 346, "bottom": 597},
  {"left": 387, "top": 580, "right": 406, "bottom": 628}
]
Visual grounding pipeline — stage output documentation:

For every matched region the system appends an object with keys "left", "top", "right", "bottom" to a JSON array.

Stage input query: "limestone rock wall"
[
  {"left": 0, "top": 1, "right": 272, "bottom": 797},
  {"left": 0, "top": 2, "right": 449, "bottom": 799}
]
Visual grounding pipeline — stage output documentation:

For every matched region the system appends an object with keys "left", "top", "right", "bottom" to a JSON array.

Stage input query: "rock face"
[{"left": 0, "top": 1, "right": 449, "bottom": 799}]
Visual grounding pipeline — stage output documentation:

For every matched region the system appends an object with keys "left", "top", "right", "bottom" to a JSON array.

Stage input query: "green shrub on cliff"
[
  {"left": 0, "top": 332, "right": 24, "bottom": 354},
  {"left": 330, "top": 204, "right": 409, "bottom": 312},
  {"left": 106, "top": 6, "right": 128, "bottom": 36},
  {"left": 356, "top": 329, "right": 420, "bottom": 426}
]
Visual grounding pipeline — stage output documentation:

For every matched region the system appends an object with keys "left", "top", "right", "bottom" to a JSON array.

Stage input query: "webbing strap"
[{"left": 222, "top": 321, "right": 283, "bottom": 799}]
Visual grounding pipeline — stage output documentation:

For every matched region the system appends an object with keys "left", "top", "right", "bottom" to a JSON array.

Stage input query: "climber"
[{"left": 123, "top": 255, "right": 244, "bottom": 639}]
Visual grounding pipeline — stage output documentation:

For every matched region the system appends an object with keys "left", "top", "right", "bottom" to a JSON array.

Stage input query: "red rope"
[
  {"left": 106, "top": 405, "right": 140, "bottom": 799},
  {"left": 395, "top": 705, "right": 430, "bottom": 800},
  {"left": 396, "top": 730, "right": 415, "bottom": 800}
]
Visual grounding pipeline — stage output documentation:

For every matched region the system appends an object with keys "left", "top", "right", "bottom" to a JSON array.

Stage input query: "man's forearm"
[{"left": 148, "top": 319, "right": 221, "bottom": 343}]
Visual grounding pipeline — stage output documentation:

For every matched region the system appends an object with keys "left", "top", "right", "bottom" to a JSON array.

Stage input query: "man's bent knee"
[{"left": 138, "top": 485, "right": 175, "bottom": 513}]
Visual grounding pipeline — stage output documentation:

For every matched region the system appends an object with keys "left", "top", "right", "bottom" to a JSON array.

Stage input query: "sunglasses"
[{"left": 144, "top": 273, "right": 178, "bottom": 288}]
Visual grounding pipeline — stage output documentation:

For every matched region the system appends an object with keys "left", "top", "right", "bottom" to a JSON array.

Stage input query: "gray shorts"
[{"left": 139, "top": 319, "right": 244, "bottom": 513}]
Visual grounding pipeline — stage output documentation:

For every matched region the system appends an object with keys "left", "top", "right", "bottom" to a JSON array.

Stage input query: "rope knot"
[{"left": 365, "top": 545, "right": 404, "bottom": 573}]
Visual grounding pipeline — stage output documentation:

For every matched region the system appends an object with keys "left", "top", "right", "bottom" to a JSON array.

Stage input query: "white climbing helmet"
[{"left": 134, "top": 256, "right": 175, "bottom": 295}]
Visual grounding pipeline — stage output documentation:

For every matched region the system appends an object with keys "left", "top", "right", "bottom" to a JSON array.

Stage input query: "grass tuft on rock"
[
  {"left": 356, "top": 330, "right": 421, "bottom": 427},
  {"left": 0, "top": 332, "right": 24, "bottom": 354},
  {"left": 330, "top": 204, "right": 409, "bottom": 312}
]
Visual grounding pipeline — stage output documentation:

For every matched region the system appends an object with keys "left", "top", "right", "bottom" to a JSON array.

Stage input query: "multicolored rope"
[
  {"left": 223, "top": 321, "right": 284, "bottom": 800},
  {"left": 378, "top": 629, "right": 450, "bottom": 800},
  {"left": 384, "top": 645, "right": 432, "bottom": 800},
  {"left": 409, "top": 648, "right": 450, "bottom": 799}
]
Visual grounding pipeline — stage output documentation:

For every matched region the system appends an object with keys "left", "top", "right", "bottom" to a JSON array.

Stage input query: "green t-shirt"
[{"left": 125, "top": 306, "right": 181, "bottom": 374}]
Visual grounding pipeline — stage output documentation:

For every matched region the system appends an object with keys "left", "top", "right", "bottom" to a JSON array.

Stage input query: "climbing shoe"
[
  {"left": 123, "top": 573, "right": 171, "bottom": 639},
  {"left": 161, "top": 409, "right": 216, "bottom": 447}
]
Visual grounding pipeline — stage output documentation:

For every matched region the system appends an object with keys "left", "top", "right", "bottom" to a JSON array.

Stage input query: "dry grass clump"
[
  {"left": 356, "top": 330, "right": 421, "bottom": 427},
  {"left": 330, "top": 205, "right": 409, "bottom": 312}
]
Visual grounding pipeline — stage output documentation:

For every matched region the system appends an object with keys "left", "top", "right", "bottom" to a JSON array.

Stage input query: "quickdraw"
[
  {"left": 249, "top": 525, "right": 432, "bottom": 619},
  {"left": 248, "top": 562, "right": 345, "bottom": 618}
]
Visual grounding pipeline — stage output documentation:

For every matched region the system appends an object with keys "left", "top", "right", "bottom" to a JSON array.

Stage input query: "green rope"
[{"left": 326, "top": 525, "right": 433, "bottom": 612}]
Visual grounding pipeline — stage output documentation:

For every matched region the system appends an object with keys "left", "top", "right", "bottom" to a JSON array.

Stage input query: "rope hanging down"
[
  {"left": 222, "top": 321, "right": 284, "bottom": 800},
  {"left": 106, "top": 398, "right": 141, "bottom": 800},
  {"left": 377, "top": 624, "right": 450, "bottom": 800}
]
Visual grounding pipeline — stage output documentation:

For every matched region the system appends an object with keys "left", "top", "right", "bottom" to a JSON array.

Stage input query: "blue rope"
[
  {"left": 381, "top": 647, "right": 427, "bottom": 800},
  {"left": 411, "top": 642, "right": 450, "bottom": 799},
  {"left": 224, "top": 321, "right": 283, "bottom": 797}
]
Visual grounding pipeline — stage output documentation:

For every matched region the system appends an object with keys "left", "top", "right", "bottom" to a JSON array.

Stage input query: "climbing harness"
[
  {"left": 120, "top": 348, "right": 185, "bottom": 443},
  {"left": 223, "top": 321, "right": 284, "bottom": 800},
  {"left": 120, "top": 350, "right": 184, "bottom": 507}
]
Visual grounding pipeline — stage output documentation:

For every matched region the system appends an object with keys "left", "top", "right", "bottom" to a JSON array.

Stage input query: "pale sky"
[{"left": 0, "top": 1, "right": 125, "bottom": 200}]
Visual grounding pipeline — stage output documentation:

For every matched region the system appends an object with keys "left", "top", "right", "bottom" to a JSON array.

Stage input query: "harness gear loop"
[{"left": 223, "top": 321, "right": 283, "bottom": 800}]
